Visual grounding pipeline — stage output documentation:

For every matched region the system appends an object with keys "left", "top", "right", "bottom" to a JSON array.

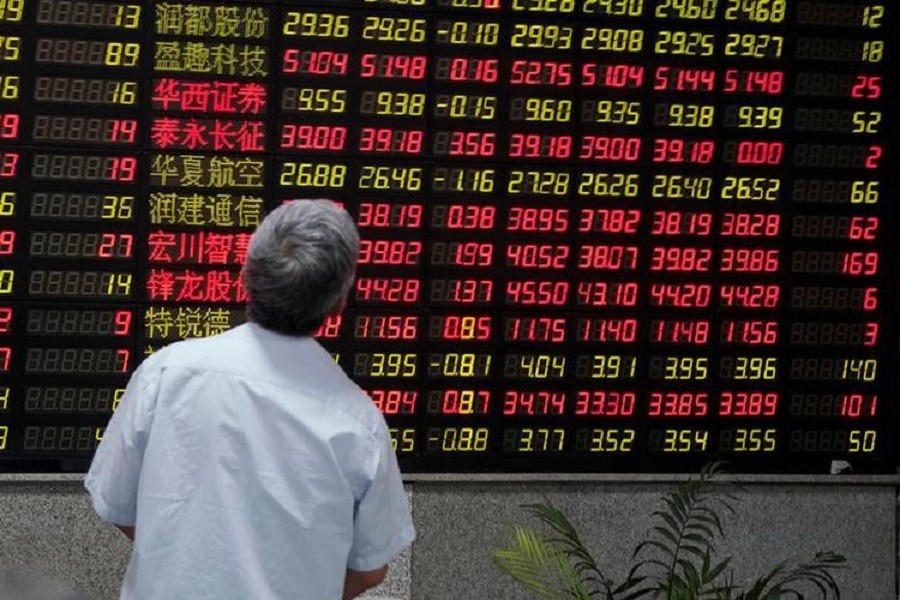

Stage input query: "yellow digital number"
[
  {"left": 652, "top": 175, "right": 713, "bottom": 199},
  {"left": 733, "top": 357, "right": 777, "bottom": 380},
  {"left": 725, "top": 0, "right": 785, "bottom": 23},
  {"left": 359, "top": 165, "right": 422, "bottom": 191},
  {"left": 283, "top": 12, "right": 350, "bottom": 38},
  {"left": 589, "top": 355, "right": 636, "bottom": 379},
  {"left": 662, "top": 103, "right": 714, "bottom": 127},
  {"left": 112, "top": 82, "right": 137, "bottom": 105},
  {"left": 585, "top": 100, "right": 641, "bottom": 125},
  {"left": 364, "top": 91, "right": 426, "bottom": 117},
  {"left": 582, "top": 0, "right": 644, "bottom": 16},
  {"left": 582, "top": 27, "right": 644, "bottom": 52},
  {"left": 514, "top": 98, "right": 572, "bottom": 122},
  {"left": 0, "top": 386, "right": 8, "bottom": 410},
  {"left": 721, "top": 176, "right": 779, "bottom": 201},
  {"left": 389, "top": 428, "right": 416, "bottom": 452},
  {"left": 281, "top": 163, "right": 348, "bottom": 188},
  {"left": 862, "top": 41, "right": 883, "bottom": 63},
  {"left": 848, "top": 430, "right": 876, "bottom": 453},
  {"left": 0, "top": 425, "right": 6, "bottom": 450},
  {"left": 113, "top": 5, "right": 141, "bottom": 29},
  {"left": 431, "top": 353, "right": 490, "bottom": 377},
  {"left": 850, "top": 181, "right": 878, "bottom": 204},
  {"left": 105, "top": 42, "right": 140, "bottom": 67},
  {"left": 0, "top": 74, "right": 18, "bottom": 99},
  {"left": 286, "top": 88, "right": 347, "bottom": 114},
  {"left": 436, "top": 427, "right": 489, "bottom": 452},
  {"left": 112, "top": 388, "right": 126, "bottom": 412},
  {"left": 102, "top": 196, "right": 134, "bottom": 220},
  {"left": 0, "top": 36, "right": 20, "bottom": 61},
  {"left": 862, "top": 6, "right": 884, "bottom": 28},
  {"left": 734, "top": 428, "right": 776, "bottom": 452},
  {"left": 737, "top": 105, "right": 783, "bottom": 129},
  {"left": 0, "top": 191, "right": 14, "bottom": 216},
  {"left": 0, "top": 0, "right": 23, "bottom": 22},
  {"left": 512, "top": 24, "right": 573, "bottom": 50},
  {"left": 664, "top": 357, "right": 708, "bottom": 380},
  {"left": 0, "top": 269, "right": 13, "bottom": 294},
  {"left": 518, "top": 428, "right": 565, "bottom": 452},
  {"left": 106, "top": 273, "right": 132, "bottom": 296},
  {"left": 577, "top": 172, "right": 639, "bottom": 197},
  {"left": 655, "top": 31, "right": 714, "bottom": 56},
  {"left": 438, "top": 20, "right": 500, "bottom": 46},
  {"left": 512, "top": 0, "right": 576, "bottom": 13},
  {"left": 363, "top": 17, "right": 426, "bottom": 42},
  {"left": 95, "top": 427, "right": 105, "bottom": 443},
  {"left": 655, "top": 0, "right": 717, "bottom": 19},
  {"left": 372, "top": 353, "right": 417, "bottom": 377},
  {"left": 724, "top": 33, "right": 783, "bottom": 58},
  {"left": 664, "top": 429, "right": 708, "bottom": 452},
  {"left": 590, "top": 428, "right": 635, "bottom": 452},
  {"left": 852, "top": 111, "right": 881, "bottom": 134}
]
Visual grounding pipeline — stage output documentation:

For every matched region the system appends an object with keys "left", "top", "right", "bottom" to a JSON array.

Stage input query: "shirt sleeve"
[
  {"left": 346, "top": 421, "right": 416, "bottom": 572},
  {"left": 84, "top": 360, "right": 159, "bottom": 527}
]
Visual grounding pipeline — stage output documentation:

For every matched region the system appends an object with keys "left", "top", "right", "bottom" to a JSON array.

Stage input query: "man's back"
[{"left": 86, "top": 322, "right": 413, "bottom": 599}]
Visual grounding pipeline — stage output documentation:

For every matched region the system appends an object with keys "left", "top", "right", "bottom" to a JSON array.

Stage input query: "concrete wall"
[{"left": 0, "top": 475, "right": 895, "bottom": 600}]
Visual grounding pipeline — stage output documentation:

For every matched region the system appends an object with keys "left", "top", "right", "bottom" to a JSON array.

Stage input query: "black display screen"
[{"left": 0, "top": 0, "right": 896, "bottom": 473}]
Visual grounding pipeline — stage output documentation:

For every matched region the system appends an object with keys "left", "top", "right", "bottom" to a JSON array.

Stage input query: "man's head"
[{"left": 243, "top": 200, "right": 359, "bottom": 336}]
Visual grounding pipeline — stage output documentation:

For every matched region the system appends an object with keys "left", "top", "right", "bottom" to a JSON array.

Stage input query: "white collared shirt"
[{"left": 86, "top": 323, "right": 415, "bottom": 600}]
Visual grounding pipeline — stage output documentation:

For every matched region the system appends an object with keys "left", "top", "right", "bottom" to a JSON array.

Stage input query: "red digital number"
[
  {"left": 721, "top": 320, "right": 778, "bottom": 345},
  {"left": 0, "top": 230, "right": 13, "bottom": 255},
  {"left": 110, "top": 119, "right": 137, "bottom": 143},
  {"left": 580, "top": 136, "right": 641, "bottom": 161},
  {"left": 840, "top": 252, "right": 878, "bottom": 275},
  {"left": 851, "top": 75, "right": 881, "bottom": 99},
  {"left": 507, "top": 207, "right": 568, "bottom": 233},
  {"left": 440, "top": 389, "right": 490, "bottom": 415},
  {"left": 98, "top": 233, "right": 133, "bottom": 258},
  {"left": 361, "top": 54, "right": 427, "bottom": 80},
  {"left": 0, "top": 346, "right": 9, "bottom": 371},
  {"left": 577, "top": 318, "right": 638, "bottom": 343},
  {"left": 506, "top": 280, "right": 569, "bottom": 306},
  {"left": 649, "top": 392, "right": 709, "bottom": 417},
  {"left": 444, "top": 57, "right": 499, "bottom": 83},
  {"left": 356, "top": 315, "right": 418, "bottom": 340},
  {"left": 577, "top": 245, "right": 639, "bottom": 270},
  {"left": 654, "top": 66, "right": 716, "bottom": 91},
  {"left": 440, "top": 205, "right": 496, "bottom": 230},
  {"left": 355, "top": 277, "right": 420, "bottom": 303},
  {"left": 735, "top": 141, "right": 783, "bottom": 165},
  {"left": 574, "top": 391, "right": 636, "bottom": 416},
  {"left": 649, "top": 283, "right": 711, "bottom": 308},
  {"left": 316, "top": 314, "right": 342, "bottom": 339},
  {"left": 651, "top": 211, "right": 713, "bottom": 236},
  {"left": 448, "top": 131, "right": 496, "bottom": 157},
  {"left": 650, "top": 247, "right": 712, "bottom": 272},
  {"left": 653, "top": 139, "right": 715, "bottom": 163},
  {"left": 721, "top": 248, "right": 779, "bottom": 273},
  {"left": 576, "top": 281, "right": 639, "bottom": 307},
  {"left": 358, "top": 203, "right": 423, "bottom": 228},
  {"left": 359, "top": 128, "right": 424, "bottom": 154},
  {"left": 114, "top": 310, "right": 132, "bottom": 336},
  {"left": 847, "top": 217, "right": 878, "bottom": 241},
  {"left": 0, "top": 114, "right": 18, "bottom": 139},
  {"left": 283, "top": 49, "right": 349, "bottom": 75},
  {"left": 721, "top": 213, "right": 780, "bottom": 237},
  {"left": 719, "top": 392, "right": 778, "bottom": 416},
  {"left": 839, "top": 394, "right": 877, "bottom": 418},
  {"left": 358, "top": 240, "right": 421, "bottom": 266},
  {"left": 108, "top": 157, "right": 137, "bottom": 182},
  {"left": 280, "top": 125, "right": 347, "bottom": 151},
  {"left": 651, "top": 320, "right": 710, "bottom": 344},
  {"left": 577, "top": 209, "right": 641, "bottom": 234},
  {"left": 865, "top": 145, "right": 882, "bottom": 169},
  {"left": 506, "top": 244, "right": 569, "bottom": 269},
  {"left": 436, "top": 315, "right": 491, "bottom": 341},
  {"left": 370, "top": 389, "right": 418, "bottom": 415},
  {"left": 510, "top": 60, "right": 572, "bottom": 86},
  {"left": 0, "top": 307, "right": 11, "bottom": 334},
  {"left": 505, "top": 317, "right": 566, "bottom": 342},
  {"left": 581, "top": 64, "right": 644, "bottom": 88},
  {"left": 503, "top": 390, "right": 565, "bottom": 416},
  {"left": 723, "top": 69, "right": 784, "bottom": 94},
  {"left": 720, "top": 285, "right": 779, "bottom": 308},
  {"left": 0, "top": 152, "right": 18, "bottom": 178},
  {"left": 509, "top": 134, "right": 572, "bottom": 159}
]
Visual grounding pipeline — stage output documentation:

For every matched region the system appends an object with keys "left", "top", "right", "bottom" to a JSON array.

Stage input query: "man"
[{"left": 86, "top": 200, "right": 415, "bottom": 599}]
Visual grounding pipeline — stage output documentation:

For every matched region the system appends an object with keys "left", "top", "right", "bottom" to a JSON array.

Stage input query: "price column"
[
  {"left": 145, "top": 2, "right": 271, "bottom": 355},
  {"left": 424, "top": 7, "right": 502, "bottom": 459},
  {"left": 715, "top": 4, "right": 789, "bottom": 459},
  {"left": 645, "top": 5, "right": 721, "bottom": 459},
  {"left": 572, "top": 4, "right": 646, "bottom": 462},
  {"left": 0, "top": 0, "right": 21, "bottom": 459},
  {"left": 786, "top": 3, "right": 887, "bottom": 460},
  {"left": 11, "top": 0, "right": 145, "bottom": 460}
]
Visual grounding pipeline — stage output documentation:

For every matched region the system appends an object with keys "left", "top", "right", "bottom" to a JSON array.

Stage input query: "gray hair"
[{"left": 243, "top": 200, "right": 359, "bottom": 336}]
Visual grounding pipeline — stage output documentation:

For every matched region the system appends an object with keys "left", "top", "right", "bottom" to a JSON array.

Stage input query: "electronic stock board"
[{"left": 0, "top": 0, "right": 895, "bottom": 472}]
